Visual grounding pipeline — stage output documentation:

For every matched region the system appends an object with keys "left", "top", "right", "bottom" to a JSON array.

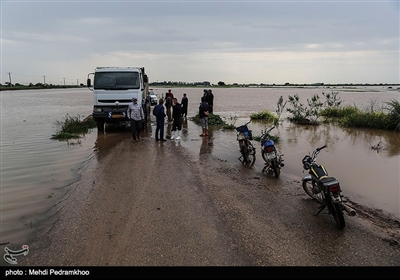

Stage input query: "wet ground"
[{"left": 10, "top": 124, "right": 400, "bottom": 269}]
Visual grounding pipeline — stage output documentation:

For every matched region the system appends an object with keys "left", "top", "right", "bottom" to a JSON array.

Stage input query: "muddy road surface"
[{"left": 17, "top": 134, "right": 400, "bottom": 275}]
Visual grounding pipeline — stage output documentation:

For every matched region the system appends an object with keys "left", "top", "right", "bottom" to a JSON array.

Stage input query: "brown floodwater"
[{"left": 0, "top": 86, "right": 399, "bottom": 247}]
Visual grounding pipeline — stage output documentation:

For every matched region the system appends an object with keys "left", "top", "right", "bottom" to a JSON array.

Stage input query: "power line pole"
[
  {"left": 7, "top": 72, "right": 12, "bottom": 87},
  {"left": 63, "top": 78, "right": 65, "bottom": 85}
]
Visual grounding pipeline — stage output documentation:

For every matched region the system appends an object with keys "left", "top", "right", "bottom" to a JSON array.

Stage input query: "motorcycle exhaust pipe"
[{"left": 342, "top": 203, "right": 357, "bottom": 216}]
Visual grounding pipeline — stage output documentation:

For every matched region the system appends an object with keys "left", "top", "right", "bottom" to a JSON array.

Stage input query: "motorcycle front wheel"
[{"left": 302, "top": 180, "right": 321, "bottom": 202}]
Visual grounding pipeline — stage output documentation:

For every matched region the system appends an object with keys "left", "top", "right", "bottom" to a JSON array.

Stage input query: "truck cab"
[{"left": 87, "top": 67, "right": 151, "bottom": 131}]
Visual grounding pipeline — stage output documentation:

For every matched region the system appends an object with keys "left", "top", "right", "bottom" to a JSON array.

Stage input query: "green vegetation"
[
  {"left": 249, "top": 91, "right": 399, "bottom": 132},
  {"left": 337, "top": 109, "right": 389, "bottom": 129},
  {"left": 320, "top": 100, "right": 400, "bottom": 131},
  {"left": 252, "top": 133, "right": 280, "bottom": 143},
  {"left": 286, "top": 94, "right": 324, "bottom": 124},
  {"left": 51, "top": 114, "right": 96, "bottom": 140},
  {"left": 250, "top": 110, "right": 278, "bottom": 123},
  {"left": 191, "top": 113, "right": 236, "bottom": 129},
  {"left": 385, "top": 99, "right": 400, "bottom": 131},
  {"left": 1, "top": 84, "right": 83, "bottom": 91},
  {"left": 274, "top": 95, "right": 287, "bottom": 125},
  {"left": 222, "top": 115, "right": 238, "bottom": 129}
]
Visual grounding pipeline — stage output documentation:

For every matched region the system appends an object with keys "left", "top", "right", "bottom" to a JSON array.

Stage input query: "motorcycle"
[
  {"left": 301, "top": 145, "right": 356, "bottom": 229},
  {"left": 260, "top": 126, "right": 284, "bottom": 178},
  {"left": 236, "top": 121, "right": 256, "bottom": 166}
]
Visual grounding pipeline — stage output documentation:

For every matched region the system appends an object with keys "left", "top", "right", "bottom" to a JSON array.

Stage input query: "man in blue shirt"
[{"left": 153, "top": 98, "right": 167, "bottom": 141}]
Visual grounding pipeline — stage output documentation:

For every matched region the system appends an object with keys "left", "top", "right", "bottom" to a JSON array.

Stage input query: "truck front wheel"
[{"left": 96, "top": 120, "right": 105, "bottom": 131}]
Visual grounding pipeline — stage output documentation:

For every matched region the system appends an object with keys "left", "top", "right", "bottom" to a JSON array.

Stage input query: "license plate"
[
  {"left": 112, "top": 114, "right": 124, "bottom": 118},
  {"left": 267, "top": 152, "right": 276, "bottom": 160}
]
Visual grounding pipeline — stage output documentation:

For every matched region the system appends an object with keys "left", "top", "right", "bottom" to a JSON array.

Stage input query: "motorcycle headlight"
[{"left": 302, "top": 155, "right": 311, "bottom": 164}]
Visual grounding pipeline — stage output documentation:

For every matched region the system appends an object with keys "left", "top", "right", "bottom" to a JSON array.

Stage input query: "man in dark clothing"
[
  {"left": 206, "top": 89, "right": 214, "bottom": 114},
  {"left": 199, "top": 96, "right": 210, "bottom": 137},
  {"left": 153, "top": 98, "right": 167, "bottom": 141},
  {"left": 165, "top": 93, "right": 173, "bottom": 122},
  {"left": 181, "top": 93, "right": 188, "bottom": 118},
  {"left": 171, "top": 98, "right": 182, "bottom": 140},
  {"left": 166, "top": 89, "right": 174, "bottom": 99}
]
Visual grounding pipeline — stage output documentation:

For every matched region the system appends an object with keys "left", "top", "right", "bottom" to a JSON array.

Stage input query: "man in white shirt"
[{"left": 127, "top": 97, "right": 144, "bottom": 141}]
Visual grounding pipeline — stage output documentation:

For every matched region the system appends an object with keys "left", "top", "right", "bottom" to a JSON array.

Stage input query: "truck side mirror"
[{"left": 87, "top": 78, "right": 91, "bottom": 87}]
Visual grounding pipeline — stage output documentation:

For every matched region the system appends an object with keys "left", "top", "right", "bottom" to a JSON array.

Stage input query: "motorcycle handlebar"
[
  {"left": 311, "top": 145, "right": 327, "bottom": 160},
  {"left": 316, "top": 145, "right": 327, "bottom": 152},
  {"left": 266, "top": 126, "right": 275, "bottom": 133}
]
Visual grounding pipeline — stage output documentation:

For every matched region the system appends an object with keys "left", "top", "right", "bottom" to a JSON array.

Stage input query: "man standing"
[
  {"left": 165, "top": 93, "right": 173, "bottom": 123},
  {"left": 166, "top": 89, "right": 174, "bottom": 99},
  {"left": 199, "top": 96, "right": 210, "bottom": 137},
  {"left": 181, "top": 93, "right": 188, "bottom": 118},
  {"left": 127, "top": 97, "right": 144, "bottom": 141},
  {"left": 206, "top": 89, "right": 214, "bottom": 114},
  {"left": 171, "top": 98, "right": 182, "bottom": 140},
  {"left": 153, "top": 98, "right": 167, "bottom": 141}
]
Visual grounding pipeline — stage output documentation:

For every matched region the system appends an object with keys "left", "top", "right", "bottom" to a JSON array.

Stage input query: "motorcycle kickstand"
[{"left": 315, "top": 204, "right": 326, "bottom": 216}]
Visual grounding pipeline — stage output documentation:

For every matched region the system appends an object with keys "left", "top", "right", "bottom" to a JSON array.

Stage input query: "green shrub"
[
  {"left": 320, "top": 105, "right": 359, "bottom": 119},
  {"left": 385, "top": 99, "right": 400, "bottom": 131},
  {"left": 51, "top": 114, "right": 96, "bottom": 140},
  {"left": 320, "top": 107, "right": 342, "bottom": 118},
  {"left": 222, "top": 115, "right": 238, "bottom": 130},
  {"left": 339, "top": 110, "right": 389, "bottom": 129},
  {"left": 192, "top": 113, "right": 229, "bottom": 128},
  {"left": 286, "top": 94, "right": 313, "bottom": 124},
  {"left": 252, "top": 134, "right": 280, "bottom": 143},
  {"left": 250, "top": 110, "right": 278, "bottom": 123}
]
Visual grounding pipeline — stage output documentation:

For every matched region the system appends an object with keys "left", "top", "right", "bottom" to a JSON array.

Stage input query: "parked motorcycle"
[
  {"left": 260, "top": 126, "right": 284, "bottom": 178},
  {"left": 301, "top": 145, "right": 356, "bottom": 229},
  {"left": 236, "top": 121, "right": 256, "bottom": 166}
]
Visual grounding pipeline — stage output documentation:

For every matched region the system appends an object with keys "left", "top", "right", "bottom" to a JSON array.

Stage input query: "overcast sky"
[{"left": 1, "top": 0, "right": 399, "bottom": 85}]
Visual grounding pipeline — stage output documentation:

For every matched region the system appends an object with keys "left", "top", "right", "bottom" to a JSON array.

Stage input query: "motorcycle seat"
[
  {"left": 320, "top": 177, "right": 339, "bottom": 187},
  {"left": 320, "top": 177, "right": 337, "bottom": 183}
]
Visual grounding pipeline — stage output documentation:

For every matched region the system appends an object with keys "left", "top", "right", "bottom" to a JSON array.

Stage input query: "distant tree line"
[
  {"left": 0, "top": 82, "right": 84, "bottom": 91},
  {"left": 2, "top": 80, "right": 399, "bottom": 91}
]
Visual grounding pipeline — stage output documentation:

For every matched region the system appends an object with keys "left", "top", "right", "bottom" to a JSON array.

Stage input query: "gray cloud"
[{"left": 2, "top": 0, "right": 398, "bottom": 85}]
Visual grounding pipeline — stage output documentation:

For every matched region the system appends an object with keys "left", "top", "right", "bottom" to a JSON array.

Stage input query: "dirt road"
[{"left": 17, "top": 134, "right": 400, "bottom": 274}]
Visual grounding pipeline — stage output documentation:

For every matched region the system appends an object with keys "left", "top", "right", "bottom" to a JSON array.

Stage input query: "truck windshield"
[{"left": 94, "top": 72, "right": 140, "bottom": 90}]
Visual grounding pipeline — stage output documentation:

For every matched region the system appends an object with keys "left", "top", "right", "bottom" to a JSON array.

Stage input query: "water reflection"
[
  {"left": 283, "top": 123, "right": 340, "bottom": 149},
  {"left": 93, "top": 125, "right": 130, "bottom": 160},
  {"left": 199, "top": 134, "right": 214, "bottom": 157},
  {"left": 342, "top": 127, "right": 400, "bottom": 156},
  {"left": 166, "top": 122, "right": 173, "bottom": 139}
]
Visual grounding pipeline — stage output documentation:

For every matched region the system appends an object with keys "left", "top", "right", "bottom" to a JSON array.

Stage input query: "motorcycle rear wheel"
[
  {"left": 332, "top": 203, "right": 346, "bottom": 229},
  {"left": 261, "top": 150, "right": 268, "bottom": 163},
  {"left": 302, "top": 180, "right": 321, "bottom": 202},
  {"left": 241, "top": 145, "right": 256, "bottom": 166},
  {"left": 271, "top": 160, "right": 280, "bottom": 178}
]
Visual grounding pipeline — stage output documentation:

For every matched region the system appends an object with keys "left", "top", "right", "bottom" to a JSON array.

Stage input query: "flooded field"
[{"left": 0, "top": 86, "right": 399, "bottom": 247}]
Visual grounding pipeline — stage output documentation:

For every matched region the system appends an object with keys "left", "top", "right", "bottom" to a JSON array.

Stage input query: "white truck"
[{"left": 87, "top": 67, "right": 151, "bottom": 131}]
